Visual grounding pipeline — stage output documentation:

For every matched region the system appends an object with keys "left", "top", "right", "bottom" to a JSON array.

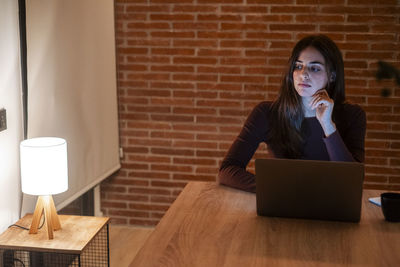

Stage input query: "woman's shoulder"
[
  {"left": 335, "top": 102, "right": 366, "bottom": 129},
  {"left": 247, "top": 101, "right": 274, "bottom": 120},
  {"left": 245, "top": 101, "right": 274, "bottom": 126},
  {"left": 252, "top": 101, "right": 274, "bottom": 113},
  {"left": 336, "top": 102, "right": 365, "bottom": 118}
]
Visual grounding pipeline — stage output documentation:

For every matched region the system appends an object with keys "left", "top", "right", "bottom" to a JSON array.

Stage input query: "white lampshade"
[{"left": 20, "top": 137, "right": 68, "bottom": 196}]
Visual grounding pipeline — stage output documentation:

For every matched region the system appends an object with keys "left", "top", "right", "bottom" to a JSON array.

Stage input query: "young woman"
[{"left": 218, "top": 34, "right": 366, "bottom": 192}]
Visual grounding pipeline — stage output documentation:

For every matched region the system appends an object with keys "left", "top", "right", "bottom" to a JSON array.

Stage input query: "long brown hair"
[{"left": 268, "top": 34, "right": 345, "bottom": 158}]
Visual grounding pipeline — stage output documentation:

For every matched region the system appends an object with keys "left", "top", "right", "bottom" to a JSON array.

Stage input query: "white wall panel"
[
  {"left": 0, "top": 0, "right": 24, "bottom": 232},
  {"left": 22, "top": 0, "right": 120, "bottom": 214}
]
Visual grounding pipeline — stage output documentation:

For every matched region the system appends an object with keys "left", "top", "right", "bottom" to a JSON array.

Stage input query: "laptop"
[{"left": 255, "top": 158, "right": 364, "bottom": 222}]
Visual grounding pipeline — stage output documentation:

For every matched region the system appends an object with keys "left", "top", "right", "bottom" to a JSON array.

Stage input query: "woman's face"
[{"left": 292, "top": 46, "right": 329, "bottom": 98}]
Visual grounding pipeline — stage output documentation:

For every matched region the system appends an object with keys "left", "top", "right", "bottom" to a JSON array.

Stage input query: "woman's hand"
[{"left": 310, "top": 89, "right": 336, "bottom": 137}]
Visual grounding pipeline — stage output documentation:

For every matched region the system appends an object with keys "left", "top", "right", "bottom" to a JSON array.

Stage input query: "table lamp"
[{"left": 20, "top": 137, "right": 68, "bottom": 239}]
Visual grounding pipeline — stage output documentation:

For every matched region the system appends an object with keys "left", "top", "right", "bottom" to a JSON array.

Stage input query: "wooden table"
[
  {"left": 0, "top": 214, "right": 110, "bottom": 266},
  {"left": 131, "top": 182, "right": 400, "bottom": 267}
]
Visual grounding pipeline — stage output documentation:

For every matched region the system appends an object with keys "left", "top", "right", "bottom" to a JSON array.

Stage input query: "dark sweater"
[{"left": 219, "top": 101, "right": 366, "bottom": 192}]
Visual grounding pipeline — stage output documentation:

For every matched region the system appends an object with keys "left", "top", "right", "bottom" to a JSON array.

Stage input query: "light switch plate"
[{"left": 0, "top": 108, "right": 7, "bottom": 132}]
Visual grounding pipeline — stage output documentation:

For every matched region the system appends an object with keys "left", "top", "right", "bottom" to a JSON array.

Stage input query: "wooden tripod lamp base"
[{"left": 30, "top": 195, "right": 62, "bottom": 239}]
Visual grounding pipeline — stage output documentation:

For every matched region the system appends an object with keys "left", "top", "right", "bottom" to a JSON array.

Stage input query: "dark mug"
[{"left": 381, "top": 192, "right": 400, "bottom": 222}]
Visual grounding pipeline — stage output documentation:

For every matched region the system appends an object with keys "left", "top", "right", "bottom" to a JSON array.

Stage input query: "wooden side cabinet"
[{"left": 0, "top": 215, "right": 110, "bottom": 267}]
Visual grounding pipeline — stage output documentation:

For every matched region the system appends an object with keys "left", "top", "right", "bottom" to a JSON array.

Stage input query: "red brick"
[
  {"left": 246, "top": 32, "right": 292, "bottom": 40},
  {"left": 173, "top": 158, "right": 216, "bottom": 165},
  {"left": 151, "top": 65, "right": 194, "bottom": 73},
  {"left": 127, "top": 55, "right": 170, "bottom": 64},
  {"left": 151, "top": 164, "right": 193, "bottom": 172},
  {"left": 365, "top": 157, "right": 389, "bottom": 165},
  {"left": 173, "top": 90, "right": 217, "bottom": 98},
  {"left": 197, "top": 31, "right": 242, "bottom": 39},
  {"left": 196, "top": 99, "right": 241, "bottom": 107},
  {"left": 151, "top": 82, "right": 194, "bottom": 90},
  {"left": 367, "top": 132, "right": 400, "bottom": 140},
  {"left": 126, "top": 105, "right": 171, "bottom": 113},
  {"left": 196, "top": 167, "right": 220, "bottom": 174},
  {"left": 197, "top": 83, "right": 242, "bottom": 91},
  {"left": 320, "top": 25, "right": 370, "bottom": 33},
  {"left": 270, "top": 24, "right": 316, "bottom": 32},
  {"left": 151, "top": 114, "right": 195, "bottom": 122},
  {"left": 220, "top": 57, "right": 266, "bottom": 65},
  {"left": 172, "top": 74, "right": 218, "bottom": 83},
  {"left": 197, "top": 116, "right": 242, "bottom": 125},
  {"left": 196, "top": 150, "right": 227, "bottom": 158},
  {"left": 128, "top": 138, "right": 172, "bottom": 147},
  {"left": 219, "top": 108, "right": 250, "bottom": 117},
  {"left": 128, "top": 121, "right": 172, "bottom": 130},
  {"left": 151, "top": 31, "right": 195, "bottom": 38},
  {"left": 219, "top": 125, "right": 243, "bottom": 133},
  {"left": 129, "top": 170, "right": 171, "bottom": 180},
  {"left": 150, "top": 14, "right": 194, "bottom": 21},
  {"left": 173, "top": 140, "right": 218, "bottom": 149},
  {"left": 151, "top": 131, "right": 195, "bottom": 139},
  {"left": 366, "top": 149, "right": 400, "bottom": 158},
  {"left": 221, "top": 6, "right": 268, "bottom": 13},
  {"left": 173, "top": 5, "right": 217, "bottom": 12},
  {"left": 198, "top": 14, "right": 242, "bottom": 21},
  {"left": 365, "top": 140, "right": 390, "bottom": 149},
  {"left": 220, "top": 91, "right": 266, "bottom": 100},
  {"left": 372, "top": 7, "right": 400, "bottom": 15},
  {"left": 197, "top": 0, "right": 243, "bottom": 3},
  {"left": 117, "top": 47, "right": 148, "bottom": 54},
  {"left": 172, "top": 124, "right": 217, "bottom": 132},
  {"left": 123, "top": 146, "right": 149, "bottom": 154},
  {"left": 105, "top": 193, "right": 149, "bottom": 202},
  {"left": 348, "top": 0, "right": 398, "bottom": 4},
  {"left": 129, "top": 203, "right": 169, "bottom": 212},
  {"left": 220, "top": 75, "right": 266, "bottom": 83},
  {"left": 151, "top": 147, "right": 195, "bottom": 156},
  {"left": 321, "top": 6, "right": 370, "bottom": 14},
  {"left": 127, "top": 155, "right": 171, "bottom": 163},
  {"left": 296, "top": 15, "right": 345, "bottom": 23},
  {"left": 221, "top": 23, "right": 267, "bottom": 31},
  {"left": 125, "top": 5, "right": 169, "bottom": 13},
  {"left": 173, "top": 57, "right": 217, "bottom": 65},
  {"left": 390, "top": 159, "right": 400, "bottom": 166},
  {"left": 364, "top": 175, "right": 388, "bottom": 183},
  {"left": 152, "top": 48, "right": 195, "bottom": 56},
  {"left": 173, "top": 173, "right": 216, "bottom": 181},
  {"left": 296, "top": 0, "right": 344, "bottom": 3},
  {"left": 173, "top": 107, "right": 216, "bottom": 115},
  {"left": 346, "top": 33, "right": 396, "bottom": 42},
  {"left": 150, "top": 195, "right": 177, "bottom": 204},
  {"left": 101, "top": 201, "right": 128, "bottom": 209},
  {"left": 197, "top": 66, "right": 241, "bottom": 74},
  {"left": 366, "top": 166, "right": 400, "bottom": 176},
  {"left": 119, "top": 113, "right": 149, "bottom": 121},
  {"left": 196, "top": 133, "right": 237, "bottom": 141},
  {"left": 127, "top": 22, "right": 170, "bottom": 30},
  {"left": 129, "top": 187, "right": 171, "bottom": 195},
  {"left": 151, "top": 180, "right": 187, "bottom": 188},
  {"left": 347, "top": 15, "right": 397, "bottom": 24}
]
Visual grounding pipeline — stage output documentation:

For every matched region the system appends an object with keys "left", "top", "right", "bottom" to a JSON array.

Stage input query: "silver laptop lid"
[{"left": 255, "top": 158, "right": 364, "bottom": 222}]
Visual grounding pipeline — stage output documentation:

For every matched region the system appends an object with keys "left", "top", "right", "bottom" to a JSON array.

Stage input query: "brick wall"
[{"left": 101, "top": 0, "right": 400, "bottom": 226}]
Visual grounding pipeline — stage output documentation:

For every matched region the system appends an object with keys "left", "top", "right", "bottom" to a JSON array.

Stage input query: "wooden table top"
[
  {"left": 0, "top": 214, "right": 109, "bottom": 254},
  {"left": 131, "top": 182, "right": 400, "bottom": 267}
]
